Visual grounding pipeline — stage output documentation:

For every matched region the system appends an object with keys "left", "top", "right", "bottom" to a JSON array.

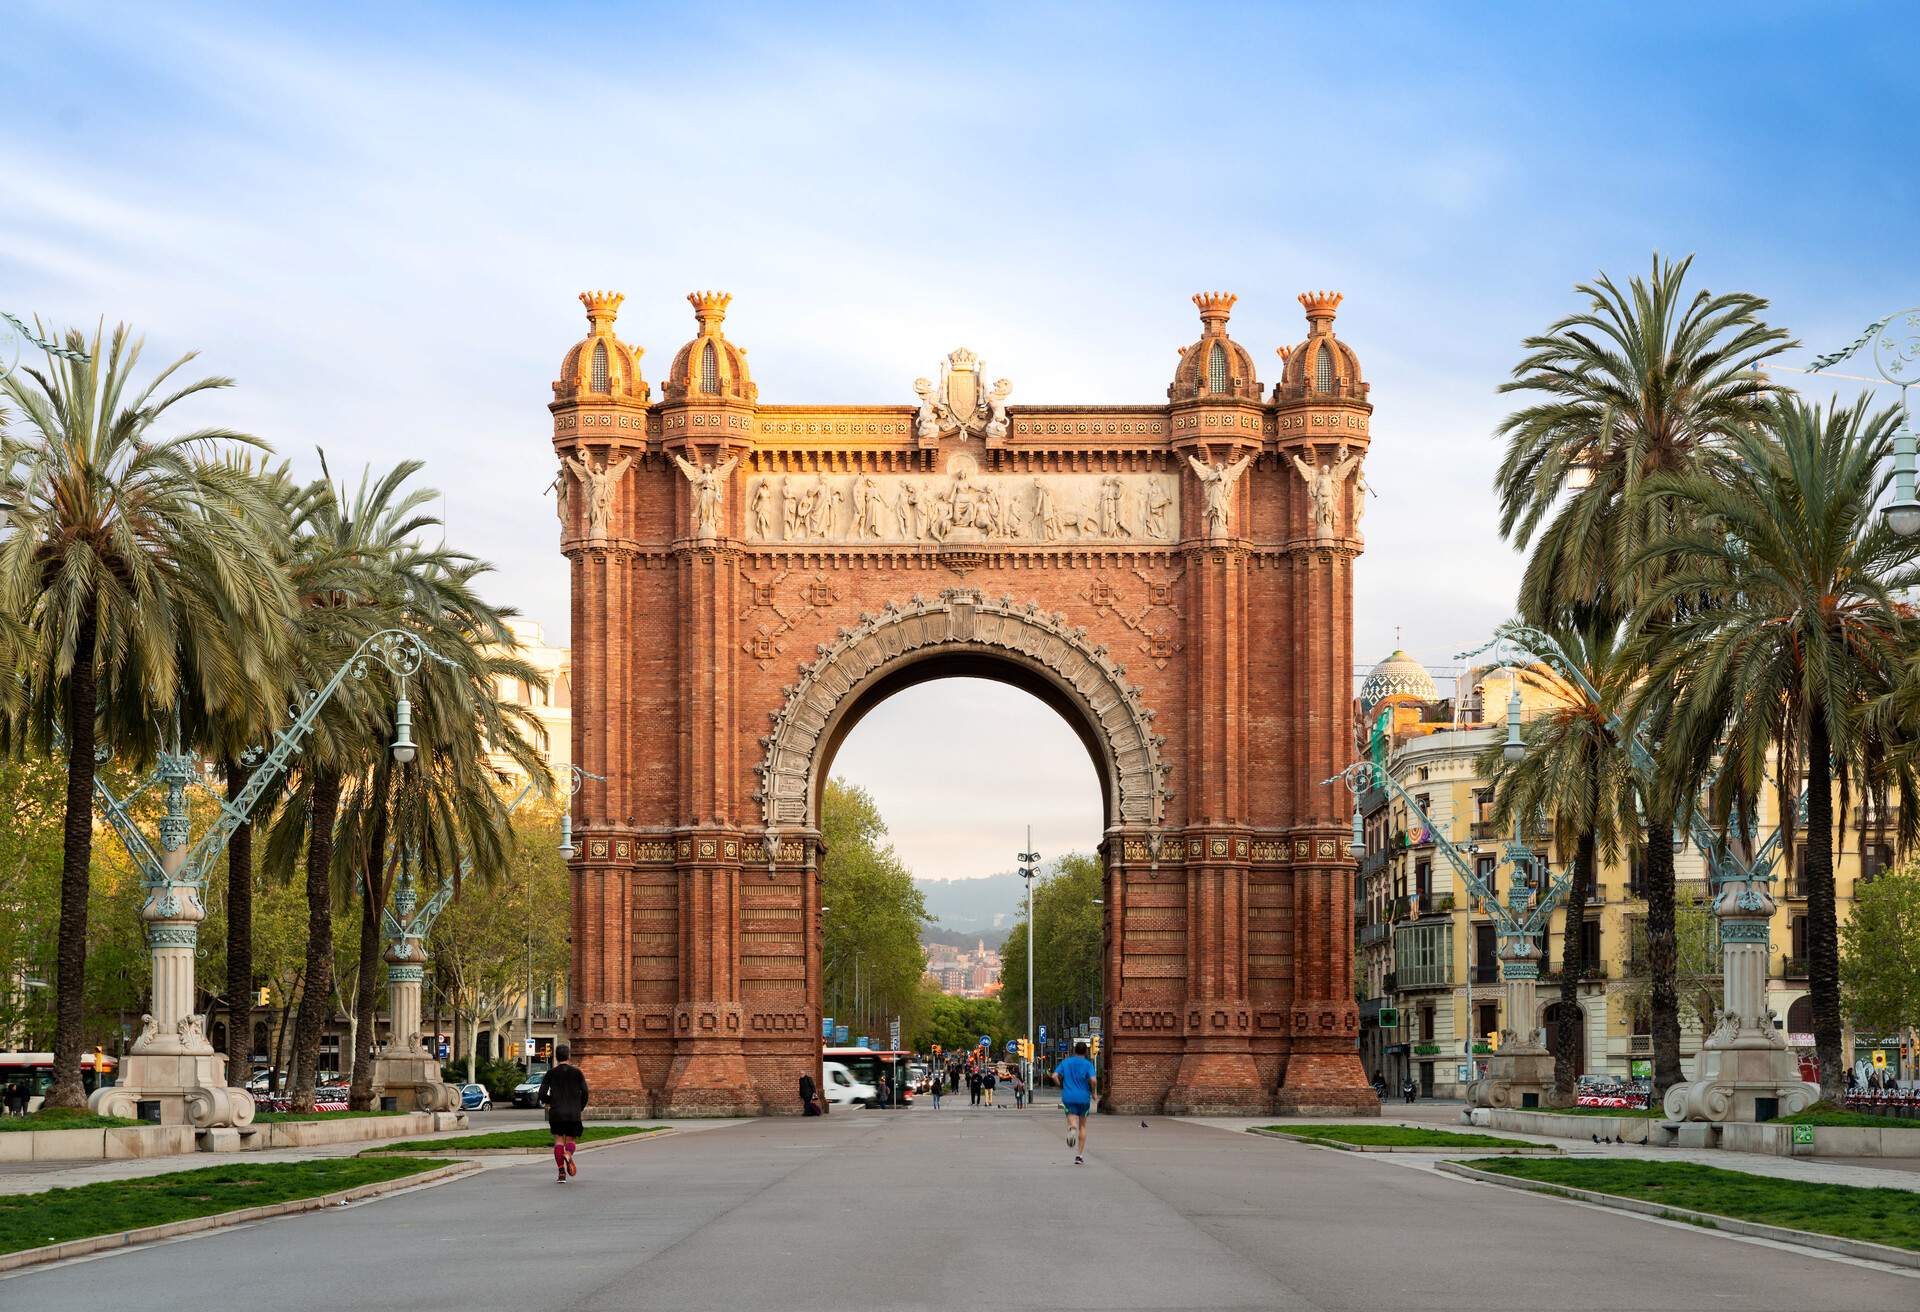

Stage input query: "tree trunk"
[
  {"left": 348, "top": 775, "right": 391, "bottom": 1110},
  {"left": 1553, "top": 827, "right": 1595, "bottom": 1099},
  {"left": 1643, "top": 812, "right": 1684, "bottom": 1096},
  {"left": 269, "top": 969, "right": 299, "bottom": 1092},
  {"left": 290, "top": 769, "right": 343, "bottom": 1112},
  {"left": 1805, "top": 706, "right": 1845, "bottom": 1099},
  {"left": 223, "top": 762, "right": 255, "bottom": 1090},
  {"left": 48, "top": 596, "right": 99, "bottom": 1109}
]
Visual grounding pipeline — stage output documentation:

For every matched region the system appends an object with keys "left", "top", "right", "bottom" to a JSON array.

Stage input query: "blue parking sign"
[
  {"left": 822, "top": 1016, "right": 833, "bottom": 1039},
  {"left": 1038, "top": 1025, "right": 1047, "bottom": 1042},
  {"left": 833, "top": 1025, "right": 849, "bottom": 1044}
]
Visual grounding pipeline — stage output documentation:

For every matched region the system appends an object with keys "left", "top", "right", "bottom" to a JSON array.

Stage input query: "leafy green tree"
[
  {"left": 1839, "top": 864, "right": 1920, "bottom": 1050},
  {"left": 997, "top": 852, "right": 1102, "bottom": 1046},
  {"left": 0, "top": 324, "right": 293, "bottom": 1105},
  {"left": 1494, "top": 253, "right": 1789, "bottom": 1095},
  {"left": 820, "top": 780, "right": 928, "bottom": 1042},
  {"left": 1616, "top": 884, "right": 1722, "bottom": 1036},
  {"left": 1479, "top": 621, "right": 1642, "bottom": 1099},
  {"left": 1638, "top": 395, "right": 1919, "bottom": 1096},
  {"left": 908, "top": 988, "right": 1013, "bottom": 1056}
]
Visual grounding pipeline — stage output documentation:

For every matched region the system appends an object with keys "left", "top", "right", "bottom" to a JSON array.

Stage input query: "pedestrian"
[
  {"left": 537, "top": 1042, "right": 590, "bottom": 1183},
  {"left": 800, "top": 1073, "right": 822, "bottom": 1116},
  {"left": 931, "top": 1073, "right": 943, "bottom": 1108},
  {"left": 983, "top": 1068, "right": 996, "bottom": 1107},
  {"left": 1057, "top": 1040, "right": 1097, "bottom": 1166},
  {"left": 1402, "top": 1076, "right": 1417, "bottom": 1104},
  {"left": 969, "top": 1069, "right": 981, "bottom": 1106},
  {"left": 1014, "top": 1072, "right": 1026, "bottom": 1108},
  {"left": 876, "top": 1073, "right": 892, "bottom": 1108}
]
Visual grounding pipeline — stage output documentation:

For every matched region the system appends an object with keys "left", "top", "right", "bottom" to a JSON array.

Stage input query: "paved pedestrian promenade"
[{"left": 6, "top": 1102, "right": 1913, "bottom": 1309}]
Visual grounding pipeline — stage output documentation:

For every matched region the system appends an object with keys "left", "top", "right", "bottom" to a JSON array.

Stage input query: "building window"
[
  {"left": 701, "top": 341, "right": 720, "bottom": 393},
  {"left": 1863, "top": 841, "right": 1893, "bottom": 882},
  {"left": 1790, "top": 913, "right": 1807, "bottom": 960},
  {"left": 591, "top": 341, "right": 609, "bottom": 393},
  {"left": 1393, "top": 920, "right": 1452, "bottom": 987},
  {"left": 1581, "top": 917, "right": 1602, "bottom": 970},
  {"left": 1314, "top": 344, "right": 1334, "bottom": 394},
  {"left": 1415, "top": 859, "right": 1431, "bottom": 904},
  {"left": 1476, "top": 855, "right": 1497, "bottom": 901},
  {"left": 1419, "top": 1006, "right": 1436, "bottom": 1042},
  {"left": 1207, "top": 342, "right": 1228, "bottom": 393},
  {"left": 1476, "top": 1001, "right": 1498, "bottom": 1042},
  {"left": 1473, "top": 921, "right": 1497, "bottom": 983}
]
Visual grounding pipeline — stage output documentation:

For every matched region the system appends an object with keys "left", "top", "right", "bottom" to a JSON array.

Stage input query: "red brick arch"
[{"left": 552, "top": 290, "right": 1379, "bottom": 1117}]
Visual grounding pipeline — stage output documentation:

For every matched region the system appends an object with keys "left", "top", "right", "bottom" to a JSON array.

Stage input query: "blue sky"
[{"left": 5, "top": 3, "right": 1914, "bottom": 880}]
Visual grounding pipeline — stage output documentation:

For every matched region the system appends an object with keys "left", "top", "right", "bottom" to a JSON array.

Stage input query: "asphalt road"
[{"left": 7, "top": 1103, "right": 1915, "bottom": 1310}]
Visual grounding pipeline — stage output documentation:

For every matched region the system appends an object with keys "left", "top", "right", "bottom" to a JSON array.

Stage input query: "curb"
[
  {"left": 0, "top": 1160, "right": 480, "bottom": 1275},
  {"left": 362, "top": 1128, "right": 675, "bottom": 1157},
  {"left": 1249, "top": 1129, "right": 1558, "bottom": 1155},
  {"left": 1435, "top": 1161, "right": 1920, "bottom": 1270}
]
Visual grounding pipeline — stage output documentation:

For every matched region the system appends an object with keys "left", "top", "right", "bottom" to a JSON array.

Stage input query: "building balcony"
[
  {"left": 1782, "top": 956, "right": 1809, "bottom": 979},
  {"left": 1424, "top": 894, "right": 1455, "bottom": 916},
  {"left": 1469, "top": 820, "right": 1501, "bottom": 841},
  {"left": 1394, "top": 965, "right": 1453, "bottom": 991},
  {"left": 1537, "top": 963, "right": 1608, "bottom": 983},
  {"left": 1357, "top": 923, "right": 1389, "bottom": 947}
]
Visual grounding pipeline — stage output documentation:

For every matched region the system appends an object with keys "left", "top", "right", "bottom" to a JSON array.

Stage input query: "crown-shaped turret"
[
  {"left": 666, "top": 290, "right": 756, "bottom": 403},
  {"left": 554, "top": 290, "right": 649, "bottom": 403},
  {"left": 1276, "top": 290, "right": 1366, "bottom": 403},
  {"left": 1170, "top": 291, "right": 1260, "bottom": 403}
]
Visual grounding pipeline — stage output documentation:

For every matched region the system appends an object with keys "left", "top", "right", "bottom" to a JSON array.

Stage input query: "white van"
[{"left": 821, "top": 1060, "right": 876, "bottom": 1107}]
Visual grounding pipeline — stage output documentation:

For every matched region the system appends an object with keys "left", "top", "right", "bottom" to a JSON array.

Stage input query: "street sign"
[
  {"left": 833, "top": 1025, "right": 849, "bottom": 1044},
  {"left": 1057, "top": 1039, "right": 1069, "bottom": 1053},
  {"left": 856, "top": 1036, "right": 870, "bottom": 1049},
  {"left": 1038, "top": 1025, "right": 1047, "bottom": 1043},
  {"left": 1456, "top": 1064, "right": 1470, "bottom": 1083},
  {"left": 822, "top": 1016, "right": 833, "bottom": 1039},
  {"left": 889, "top": 1019, "right": 901, "bottom": 1050},
  {"left": 1792, "top": 1124, "right": 1816, "bottom": 1145},
  {"left": 1089, "top": 1015, "right": 1101, "bottom": 1034},
  {"left": 979, "top": 1034, "right": 992, "bottom": 1049},
  {"left": 1005, "top": 1039, "right": 1018, "bottom": 1053},
  {"left": 1872, "top": 1049, "right": 1888, "bottom": 1070},
  {"left": 524, "top": 1039, "right": 536, "bottom": 1057}
]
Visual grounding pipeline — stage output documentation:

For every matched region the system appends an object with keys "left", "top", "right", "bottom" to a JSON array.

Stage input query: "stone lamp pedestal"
[
  {"left": 371, "top": 878, "right": 462, "bottom": 1113},
  {"left": 1665, "top": 881, "right": 1816, "bottom": 1122},
  {"left": 90, "top": 839, "right": 254, "bottom": 1128},
  {"left": 1470, "top": 949, "right": 1554, "bottom": 1111}
]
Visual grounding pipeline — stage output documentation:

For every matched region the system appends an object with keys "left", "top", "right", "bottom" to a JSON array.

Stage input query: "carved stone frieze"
[{"left": 745, "top": 454, "right": 1178, "bottom": 547}]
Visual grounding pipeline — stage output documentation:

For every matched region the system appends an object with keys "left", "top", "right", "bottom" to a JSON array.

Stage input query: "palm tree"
[
  {"left": 1493, "top": 253, "right": 1790, "bottom": 1095},
  {"left": 1637, "top": 395, "right": 1919, "bottom": 1098},
  {"left": 0, "top": 324, "right": 293, "bottom": 1106},
  {"left": 1480, "top": 620, "right": 1643, "bottom": 1099}
]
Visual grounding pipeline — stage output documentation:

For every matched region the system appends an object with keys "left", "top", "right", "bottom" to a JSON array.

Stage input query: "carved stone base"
[
  {"left": 1273, "top": 1050, "right": 1380, "bottom": 1116},
  {"left": 1468, "top": 1048, "right": 1554, "bottom": 1110},
  {"left": 374, "top": 1049, "right": 461, "bottom": 1112},
  {"left": 660, "top": 1048, "right": 762, "bottom": 1117},
  {"left": 1664, "top": 1041, "right": 1818, "bottom": 1123},
  {"left": 89, "top": 1050, "right": 255, "bottom": 1128}
]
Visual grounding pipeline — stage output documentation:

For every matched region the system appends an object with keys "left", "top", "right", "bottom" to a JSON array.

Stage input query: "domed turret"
[
  {"left": 664, "top": 291, "right": 757, "bottom": 404},
  {"left": 1360, "top": 648, "right": 1437, "bottom": 714},
  {"left": 554, "top": 291, "right": 649, "bottom": 403},
  {"left": 1275, "top": 291, "right": 1366, "bottom": 402},
  {"left": 1169, "top": 292, "right": 1261, "bottom": 403}
]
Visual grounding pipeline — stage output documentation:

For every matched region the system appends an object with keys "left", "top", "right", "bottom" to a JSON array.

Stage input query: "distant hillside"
[{"left": 916, "top": 872, "right": 1026, "bottom": 941}]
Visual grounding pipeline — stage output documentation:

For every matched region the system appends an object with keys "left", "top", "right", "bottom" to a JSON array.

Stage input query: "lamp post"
[
  {"left": 1017, "top": 831, "right": 1041, "bottom": 1100},
  {"left": 1798, "top": 309, "right": 1920, "bottom": 536},
  {"left": 1460, "top": 621, "right": 1819, "bottom": 1121},
  {"left": 87, "top": 629, "right": 447, "bottom": 1130}
]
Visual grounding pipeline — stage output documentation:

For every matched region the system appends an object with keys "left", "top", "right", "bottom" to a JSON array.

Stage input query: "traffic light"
[
  {"left": 1088, "top": 1037, "right": 1101, "bottom": 1061},
  {"left": 256, "top": 986, "right": 271, "bottom": 1007},
  {"left": 1486, "top": 1030, "right": 1500, "bottom": 1052}
]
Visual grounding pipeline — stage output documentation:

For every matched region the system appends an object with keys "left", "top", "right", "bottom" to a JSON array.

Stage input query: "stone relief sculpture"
[
  {"left": 985, "top": 378, "right": 1013, "bottom": 440},
  {"left": 671, "top": 452, "right": 738, "bottom": 539},
  {"left": 553, "top": 465, "right": 570, "bottom": 527},
  {"left": 913, "top": 377, "right": 942, "bottom": 441},
  {"left": 1186, "top": 452, "right": 1254, "bottom": 539},
  {"left": 564, "top": 451, "right": 634, "bottom": 540},
  {"left": 1291, "top": 443, "right": 1362, "bottom": 540},
  {"left": 911, "top": 349, "right": 1007, "bottom": 439},
  {"left": 1350, "top": 464, "right": 1369, "bottom": 541},
  {"left": 739, "top": 466, "right": 1178, "bottom": 547}
]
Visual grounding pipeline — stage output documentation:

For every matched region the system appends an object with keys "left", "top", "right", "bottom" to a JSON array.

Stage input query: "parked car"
[
  {"left": 460, "top": 1082, "right": 492, "bottom": 1111},
  {"left": 511, "top": 1073, "right": 545, "bottom": 1108}
]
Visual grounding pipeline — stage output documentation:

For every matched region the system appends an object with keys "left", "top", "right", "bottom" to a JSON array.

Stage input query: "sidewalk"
[
  {"left": 1181, "top": 1102, "right": 1920, "bottom": 1194},
  {"left": 0, "top": 1117, "right": 734, "bottom": 1197}
]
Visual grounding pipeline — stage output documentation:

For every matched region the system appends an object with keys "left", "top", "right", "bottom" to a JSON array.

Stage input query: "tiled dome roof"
[
  {"left": 1169, "top": 292, "right": 1261, "bottom": 403},
  {"left": 1274, "top": 291, "right": 1366, "bottom": 403},
  {"left": 1360, "top": 648, "right": 1437, "bottom": 712},
  {"left": 664, "top": 291, "right": 756, "bottom": 403},
  {"left": 554, "top": 291, "right": 648, "bottom": 403}
]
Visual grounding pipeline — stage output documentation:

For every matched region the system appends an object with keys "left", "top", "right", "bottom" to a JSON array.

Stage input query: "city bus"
[
  {"left": 0, "top": 1051, "right": 117, "bottom": 1113},
  {"left": 822, "top": 1047, "right": 915, "bottom": 1107}
]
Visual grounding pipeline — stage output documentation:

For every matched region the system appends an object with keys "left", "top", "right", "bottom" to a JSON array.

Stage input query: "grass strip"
[
  {"left": 1255, "top": 1123, "right": 1546, "bottom": 1149},
  {"left": 1462, "top": 1157, "right": 1920, "bottom": 1252},
  {"left": 0, "top": 1108, "right": 141, "bottom": 1133},
  {"left": 1777, "top": 1102, "right": 1920, "bottom": 1129},
  {"left": 250, "top": 1109, "right": 406, "bottom": 1123},
  {"left": 364, "top": 1125, "right": 662, "bottom": 1153},
  {"left": 0, "top": 1156, "right": 446, "bottom": 1255}
]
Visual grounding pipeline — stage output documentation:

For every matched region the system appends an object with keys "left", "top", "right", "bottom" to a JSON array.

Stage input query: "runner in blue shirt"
[{"left": 1056, "top": 1041, "right": 1098, "bottom": 1165}]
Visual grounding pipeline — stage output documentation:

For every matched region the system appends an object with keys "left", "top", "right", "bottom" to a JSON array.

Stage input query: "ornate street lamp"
[
  {"left": 557, "top": 763, "right": 607, "bottom": 858},
  {"left": 87, "top": 628, "right": 451, "bottom": 1129},
  {"left": 1801, "top": 309, "right": 1920, "bottom": 535},
  {"left": 1017, "top": 832, "right": 1041, "bottom": 1095}
]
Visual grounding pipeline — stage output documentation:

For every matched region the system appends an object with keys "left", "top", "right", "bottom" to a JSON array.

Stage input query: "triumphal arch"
[{"left": 550, "top": 287, "right": 1377, "bottom": 1115}]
